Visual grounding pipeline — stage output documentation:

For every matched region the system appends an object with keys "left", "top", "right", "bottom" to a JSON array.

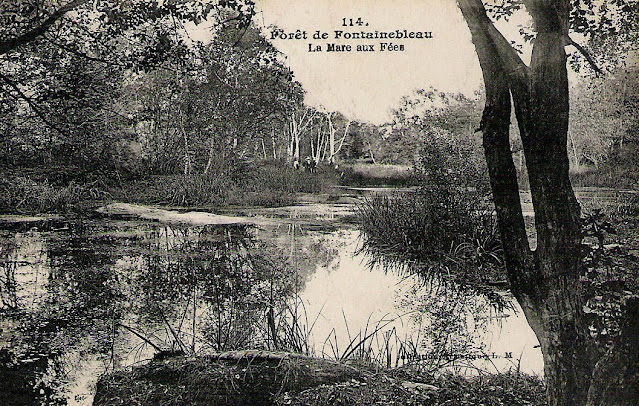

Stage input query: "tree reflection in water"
[{"left": 0, "top": 220, "right": 321, "bottom": 405}]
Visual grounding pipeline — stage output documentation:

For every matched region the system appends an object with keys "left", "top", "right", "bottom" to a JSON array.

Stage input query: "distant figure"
[
  {"left": 293, "top": 159, "right": 300, "bottom": 170},
  {"left": 303, "top": 156, "right": 316, "bottom": 173}
]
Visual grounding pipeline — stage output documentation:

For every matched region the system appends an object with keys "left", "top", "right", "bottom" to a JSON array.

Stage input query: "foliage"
[
  {"left": 0, "top": 1, "right": 255, "bottom": 65},
  {"left": 564, "top": 66, "right": 639, "bottom": 192},
  {"left": 375, "top": 88, "right": 486, "bottom": 167},
  {"left": 0, "top": 0, "right": 261, "bottom": 187},
  {"left": 124, "top": 23, "right": 303, "bottom": 176},
  {"left": 579, "top": 198, "right": 639, "bottom": 355},
  {"left": 485, "top": 0, "right": 639, "bottom": 74},
  {"left": 358, "top": 146, "right": 502, "bottom": 301},
  {"left": 0, "top": 39, "right": 130, "bottom": 178},
  {"left": 0, "top": 176, "right": 110, "bottom": 213},
  {"left": 277, "top": 369, "right": 545, "bottom": 406},
  {"left": 567, "top": 67, "right": 639, "bottom": 173}
]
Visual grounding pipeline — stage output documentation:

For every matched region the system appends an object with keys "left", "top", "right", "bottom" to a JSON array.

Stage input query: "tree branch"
[
  {"left": 458, "top": 0, "right": 529, "bottom": 83},
  {"left": 565, "top": 36, "right": 603, "bottom": 75},
  {"left": 0, "top": 0, "right": 89, "bottom": 56},
  {"left": 0, "top": 72, "right": 69, "bottom": 139}
]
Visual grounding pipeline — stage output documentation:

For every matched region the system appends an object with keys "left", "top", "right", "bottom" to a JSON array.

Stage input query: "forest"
[{"left": 0, "top": 1, "right": 637, "bottom": 214}]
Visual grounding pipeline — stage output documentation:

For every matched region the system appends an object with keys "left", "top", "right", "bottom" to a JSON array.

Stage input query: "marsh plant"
[
  {"left": 358, "top": 131, "right": 504, "bottom": 294},
  {"left": 354, "top": 131, "right": 511, "bottom": 372}
]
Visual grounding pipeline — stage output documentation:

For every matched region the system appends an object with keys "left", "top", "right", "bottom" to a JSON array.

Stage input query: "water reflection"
[
  {"left": 0, "top": 221, "right": 307, "bottom": 404},
  {"left": 0, "top": 215, "right": 543, "bottom": 405},
  {"left": 1, "top": 225, "right": 118, "bottom": 405},
  {"left": 297, "top": 229, "right": 542, "bottom": 374}
]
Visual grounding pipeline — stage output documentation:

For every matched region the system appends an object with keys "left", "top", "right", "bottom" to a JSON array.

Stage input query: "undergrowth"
[
  {"left": 113, "top": 162, "right": 339, "bottom": 208},
  {"left": 0, "top": 176, "right": 110, "bottom": 214},
  {"left": 276, "top": 369, "right": 546, "bottom": 406}
]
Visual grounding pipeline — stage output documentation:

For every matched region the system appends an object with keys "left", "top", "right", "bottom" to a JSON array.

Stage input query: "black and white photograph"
[{"left": 0, "top": 0, "right": 637, "bottom": 404}]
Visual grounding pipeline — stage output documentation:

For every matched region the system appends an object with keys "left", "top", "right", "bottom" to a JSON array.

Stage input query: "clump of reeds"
[{"left": 0, "top": 176, "right": 110, "bottom": 214}]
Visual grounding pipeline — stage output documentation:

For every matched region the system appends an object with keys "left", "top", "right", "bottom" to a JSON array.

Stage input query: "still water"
[{"left": 0, "top": 206, "right": 542, "bottom": 405}]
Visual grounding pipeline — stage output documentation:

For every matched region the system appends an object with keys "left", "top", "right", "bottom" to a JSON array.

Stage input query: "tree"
[
  {"left": 0, "top": 0, "right": 255, "bottom": 154},
  {"left": 125, "top": 23, "right": 303, "bottom": 176},
  {"left": 287, "top": 106, "right": 315, "bottom": 167},
  {"left": 456, "top": 0, "right": 638, "bottom": 404},
  {"left": 0, "top": 36, "right": 129, "bottom": 179},
  {"left": 569, "top": 68, "right": 639, "bottom": 171},
  {"left": 203, "top": 24, "right": 302, "bottom": 164},
  {"left": 305, "top": 109, "right": 351, "bottom": 166}
]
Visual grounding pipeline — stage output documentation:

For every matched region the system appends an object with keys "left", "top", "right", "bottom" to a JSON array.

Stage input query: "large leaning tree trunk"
[{"left": 457, "top": 0, "right": 638, "bottom": 405}]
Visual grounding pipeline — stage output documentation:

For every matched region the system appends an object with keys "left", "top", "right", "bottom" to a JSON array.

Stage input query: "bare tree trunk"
[
  {"left": 288, "top": 119, "right": 294, "bottom": 161},
  {"left": 294, "top": 125, "right": 300, "bottom": 164},
  {"left": 271, "top": 127, "right": 277, "bottom": 160},
  {"left": 314, "top": 119, "right": 324, "bottom": 164},
  {"left": 326, "top": 116, "right": 350, "bottom": 165},
  {"left": 330, "top": 120, "right": 351, "bottom": 164},
  {"left": 204, "top": 139, "right": 215, "bottom": 175},
  {"left": 568, "top": 129, "right": 580, "bottom": 170},
  {"left": 179, "top": 111, "right": 191, "bottom": 176},
  {"left": 288, "top": 108, "right": 317, "bottom": 167},
  {"left": 328, "top": 113, "right": 335, "bottom": 164},
  {"left": 367, "top": 141, "right": 376, "bottom": 164}
]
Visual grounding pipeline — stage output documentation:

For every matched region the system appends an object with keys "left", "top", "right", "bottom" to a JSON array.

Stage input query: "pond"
[{"left": 0, "top": 204, "right": 543, "bottom": 405}]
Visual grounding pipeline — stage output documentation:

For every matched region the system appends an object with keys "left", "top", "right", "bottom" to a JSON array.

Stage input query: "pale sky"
[
  {"left": 185, "top": 1, "right": 535, "bottom": 124},
  {"left": 255, "top": 0, "right": 487, "bottom": 124},
  {"left": 187, "top": 1, "right": 630, "bottom": 125}
]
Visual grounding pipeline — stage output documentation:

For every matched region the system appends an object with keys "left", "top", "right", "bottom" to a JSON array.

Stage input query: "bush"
[
  {"left": 0, "top": 176, "right": 110, "bottom": 214},
  {"left": 114, "top": 160, "right": 339, "bottom": 209},
  {"left": 357, "top": 131, "right": 504, "bottom": 290}
]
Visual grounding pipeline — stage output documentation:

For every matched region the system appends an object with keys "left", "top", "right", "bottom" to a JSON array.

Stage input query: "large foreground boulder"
[{"left": 93, "top": 351, "right": 363, "bottom": 406}]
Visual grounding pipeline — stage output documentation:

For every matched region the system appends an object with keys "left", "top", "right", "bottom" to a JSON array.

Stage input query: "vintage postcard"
[{"left": 0, "top": 0, "right": 637, "bottom": 404}]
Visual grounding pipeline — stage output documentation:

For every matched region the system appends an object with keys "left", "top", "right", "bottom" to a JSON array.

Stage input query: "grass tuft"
[{"left": 0, "top": 176, "right": 110, "bottom": 214}]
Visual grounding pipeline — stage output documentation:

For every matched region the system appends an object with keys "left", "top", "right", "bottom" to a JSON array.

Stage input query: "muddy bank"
[
  {"left": 96, "top": 201, "right": 360, "bottom": 230},
  {"left": 92, "top": 351, "right": 547, "bottom": 406},
  {"left": 96, "top": 203, "right": 257, "bottom": 225}
]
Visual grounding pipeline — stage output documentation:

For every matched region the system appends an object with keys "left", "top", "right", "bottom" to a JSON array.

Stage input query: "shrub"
[
  {"left": 357, "top": 130, "right": 504, "bottom": 291},
  {"left": 114, "top": 160, "right": 338, "bottom": 209},
  {"left": 0, "top": 176, "right": 110, "bottom": 214}
]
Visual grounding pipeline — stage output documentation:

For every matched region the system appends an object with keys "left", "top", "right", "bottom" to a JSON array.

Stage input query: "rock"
[
  {"left": 401, "top": 381, "right": 439, "bottom": 391},
  {"left": 93, "top": 352, "right": 362, "bottom": 406}
]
